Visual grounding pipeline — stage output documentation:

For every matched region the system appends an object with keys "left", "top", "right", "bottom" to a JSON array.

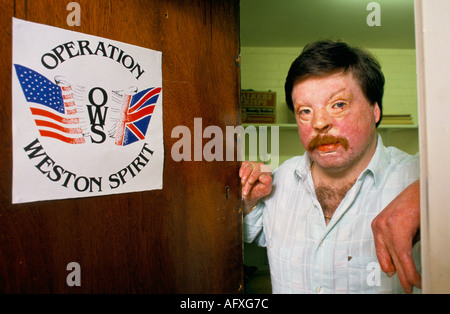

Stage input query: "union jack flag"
[
  {"left": 14, "top": 64, "right": 86, "bottom": 144},
  {"left": 115, "top": 87, "right": 161, "bottom": 146}
]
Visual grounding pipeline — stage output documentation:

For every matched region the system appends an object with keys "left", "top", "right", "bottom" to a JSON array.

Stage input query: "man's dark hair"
[{"left": 285, "top": 40, "right": 385, "bottom": 127}]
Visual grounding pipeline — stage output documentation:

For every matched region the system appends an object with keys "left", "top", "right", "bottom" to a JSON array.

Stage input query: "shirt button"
[{"left": 316, "top": 286, "right": 322, "bottom": 294}]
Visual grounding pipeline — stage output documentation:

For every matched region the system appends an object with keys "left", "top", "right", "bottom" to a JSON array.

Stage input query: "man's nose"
[{"left": 312, "top": 108, "right": 332, "bottom": 132}]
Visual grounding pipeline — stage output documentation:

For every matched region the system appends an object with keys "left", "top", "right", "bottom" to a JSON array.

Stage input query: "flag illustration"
[
  {"left": 14, "top": 64, "right": 86, "bottom": 144},
  {"left": 115, "top": 87, "right": 161, "bottom": 146}
]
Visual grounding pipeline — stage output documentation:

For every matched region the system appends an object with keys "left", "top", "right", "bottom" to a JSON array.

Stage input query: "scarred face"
[{"left": 291, "top": 71, "right": 381, "bottom": 175}]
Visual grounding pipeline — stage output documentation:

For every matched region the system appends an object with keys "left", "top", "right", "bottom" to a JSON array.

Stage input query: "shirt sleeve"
[{"left": 243, "top": 201, "right": 266, "bottom": 247}]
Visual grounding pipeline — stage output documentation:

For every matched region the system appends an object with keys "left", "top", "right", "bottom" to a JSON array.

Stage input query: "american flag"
[
  {"left": 115, "top": 87, "right": 161, "bottom": 146},
  {"left": 14, "top": 64, "right": 86, "bottom": 144}
]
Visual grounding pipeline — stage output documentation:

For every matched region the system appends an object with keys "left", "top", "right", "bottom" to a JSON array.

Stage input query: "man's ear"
[{"left": 373, "top": 102, "right": 381, "bottom": 124}]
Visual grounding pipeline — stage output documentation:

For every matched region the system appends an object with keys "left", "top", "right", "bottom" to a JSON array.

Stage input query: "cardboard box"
[{"left": 241, "top": 90, "right": 276, "bottom": 123}]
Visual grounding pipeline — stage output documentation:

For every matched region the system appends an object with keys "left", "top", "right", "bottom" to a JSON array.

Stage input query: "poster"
[{"left": 12, "top": 18, "right": 164, "bottom": 204}]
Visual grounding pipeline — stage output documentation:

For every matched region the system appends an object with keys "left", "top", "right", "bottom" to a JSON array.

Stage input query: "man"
[{"left": 240, "top": 40, "right": 421, "bottom": 293}]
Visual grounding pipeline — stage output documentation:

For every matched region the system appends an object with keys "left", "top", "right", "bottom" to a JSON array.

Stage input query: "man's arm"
[{"left": 371, "top": 180, "right": 421, "bottom": 293}]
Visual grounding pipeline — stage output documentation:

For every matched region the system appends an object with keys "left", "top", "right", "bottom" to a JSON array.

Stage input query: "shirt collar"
[
  {"left": 364, "top": 134, "right": 389, "bottom": 187},
  {"left": 294, "top": 134, "right": 388, "bottom": 187},
  {"left": 294, "top": 152, "right": 313, "bottom": 181}
]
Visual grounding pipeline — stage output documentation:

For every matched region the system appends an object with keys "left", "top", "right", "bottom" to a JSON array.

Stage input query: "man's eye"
[
  {"left": 299, "top": 108, "right": 311, "bottom": 115},
  {"left": 332, "top": 102, "right": 346, "bottom": 109}
]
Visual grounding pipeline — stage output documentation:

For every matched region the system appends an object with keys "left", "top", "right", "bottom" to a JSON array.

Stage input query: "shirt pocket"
[{"left": 347, "top": 256, "right": 393, "bottom": 294}]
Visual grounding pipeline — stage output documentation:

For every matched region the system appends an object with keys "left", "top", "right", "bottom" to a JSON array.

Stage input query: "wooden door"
[{"left": 0, "top": 0, "right": 242, "bottom": 293}]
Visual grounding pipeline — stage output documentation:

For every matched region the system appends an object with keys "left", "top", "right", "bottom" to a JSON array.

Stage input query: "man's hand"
[
  {"left": 239, "top": 161, "right": 272, "bottom": 215},
  {"left": 371, "top": 180, "right": 421, "bottom": 293}
]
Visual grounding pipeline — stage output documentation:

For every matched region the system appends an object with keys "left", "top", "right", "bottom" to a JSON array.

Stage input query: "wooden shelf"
[{"left": 242, "top": 123, "right": 418, "bottom": 129}]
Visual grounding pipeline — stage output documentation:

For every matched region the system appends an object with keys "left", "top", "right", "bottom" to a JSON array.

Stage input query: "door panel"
[{"left": 0, "top": 0, "right": 241, "bottom": 293}]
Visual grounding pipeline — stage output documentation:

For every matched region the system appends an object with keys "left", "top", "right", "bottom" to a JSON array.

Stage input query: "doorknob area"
[{"left": 225, "top": 185, "right": 231, "bottom": 199}]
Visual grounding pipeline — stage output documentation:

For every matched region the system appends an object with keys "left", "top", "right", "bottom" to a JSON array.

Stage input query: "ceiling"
[{"left": 240, "top": 0, "right": 416, "bottom": 49}]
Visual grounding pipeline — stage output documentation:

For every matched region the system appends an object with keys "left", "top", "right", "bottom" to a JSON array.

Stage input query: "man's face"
[{"left": 291, "top": 71, "right": 381, "bottom": 173}]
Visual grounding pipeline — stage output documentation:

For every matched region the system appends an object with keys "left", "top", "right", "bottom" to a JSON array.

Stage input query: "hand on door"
[
  {"left": 239, "top": 161, "right": 272, "bottom": 215},
  {"left": 371, "top": 180, "right": 422, "bottom": 293}
]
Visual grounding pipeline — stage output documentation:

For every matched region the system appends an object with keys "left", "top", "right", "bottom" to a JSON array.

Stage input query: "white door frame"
[{"left": 415, "top": 0, "right": 450, "bottom": 293}]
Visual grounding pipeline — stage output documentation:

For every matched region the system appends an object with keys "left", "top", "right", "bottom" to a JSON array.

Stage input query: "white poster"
[{"left": 12, "top": 18, "right": 164, "bottom": 204}]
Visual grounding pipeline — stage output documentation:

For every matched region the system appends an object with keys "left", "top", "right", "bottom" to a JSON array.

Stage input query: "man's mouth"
[
  {"left": 307, "top": 134, "right": 349, "bottom": 152},
  {"left": 317, "top": 143, "right": 341, "bottom": 152}
]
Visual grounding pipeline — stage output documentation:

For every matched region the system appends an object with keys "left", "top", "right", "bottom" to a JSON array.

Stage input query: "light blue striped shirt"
[{"left": 244, "top": 135, "right": 421, "bottom": 293}]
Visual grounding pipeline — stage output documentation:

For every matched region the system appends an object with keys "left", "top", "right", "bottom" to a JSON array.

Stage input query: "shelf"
[
  {"left": 378, "top": 124, "right": 418, "bottom": 129},
  {"left": 242, "top": 123, "right": 418, "bottom": 129},
  {"left": 242, "top": 123, "right": 297, "bottom": 129}
]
